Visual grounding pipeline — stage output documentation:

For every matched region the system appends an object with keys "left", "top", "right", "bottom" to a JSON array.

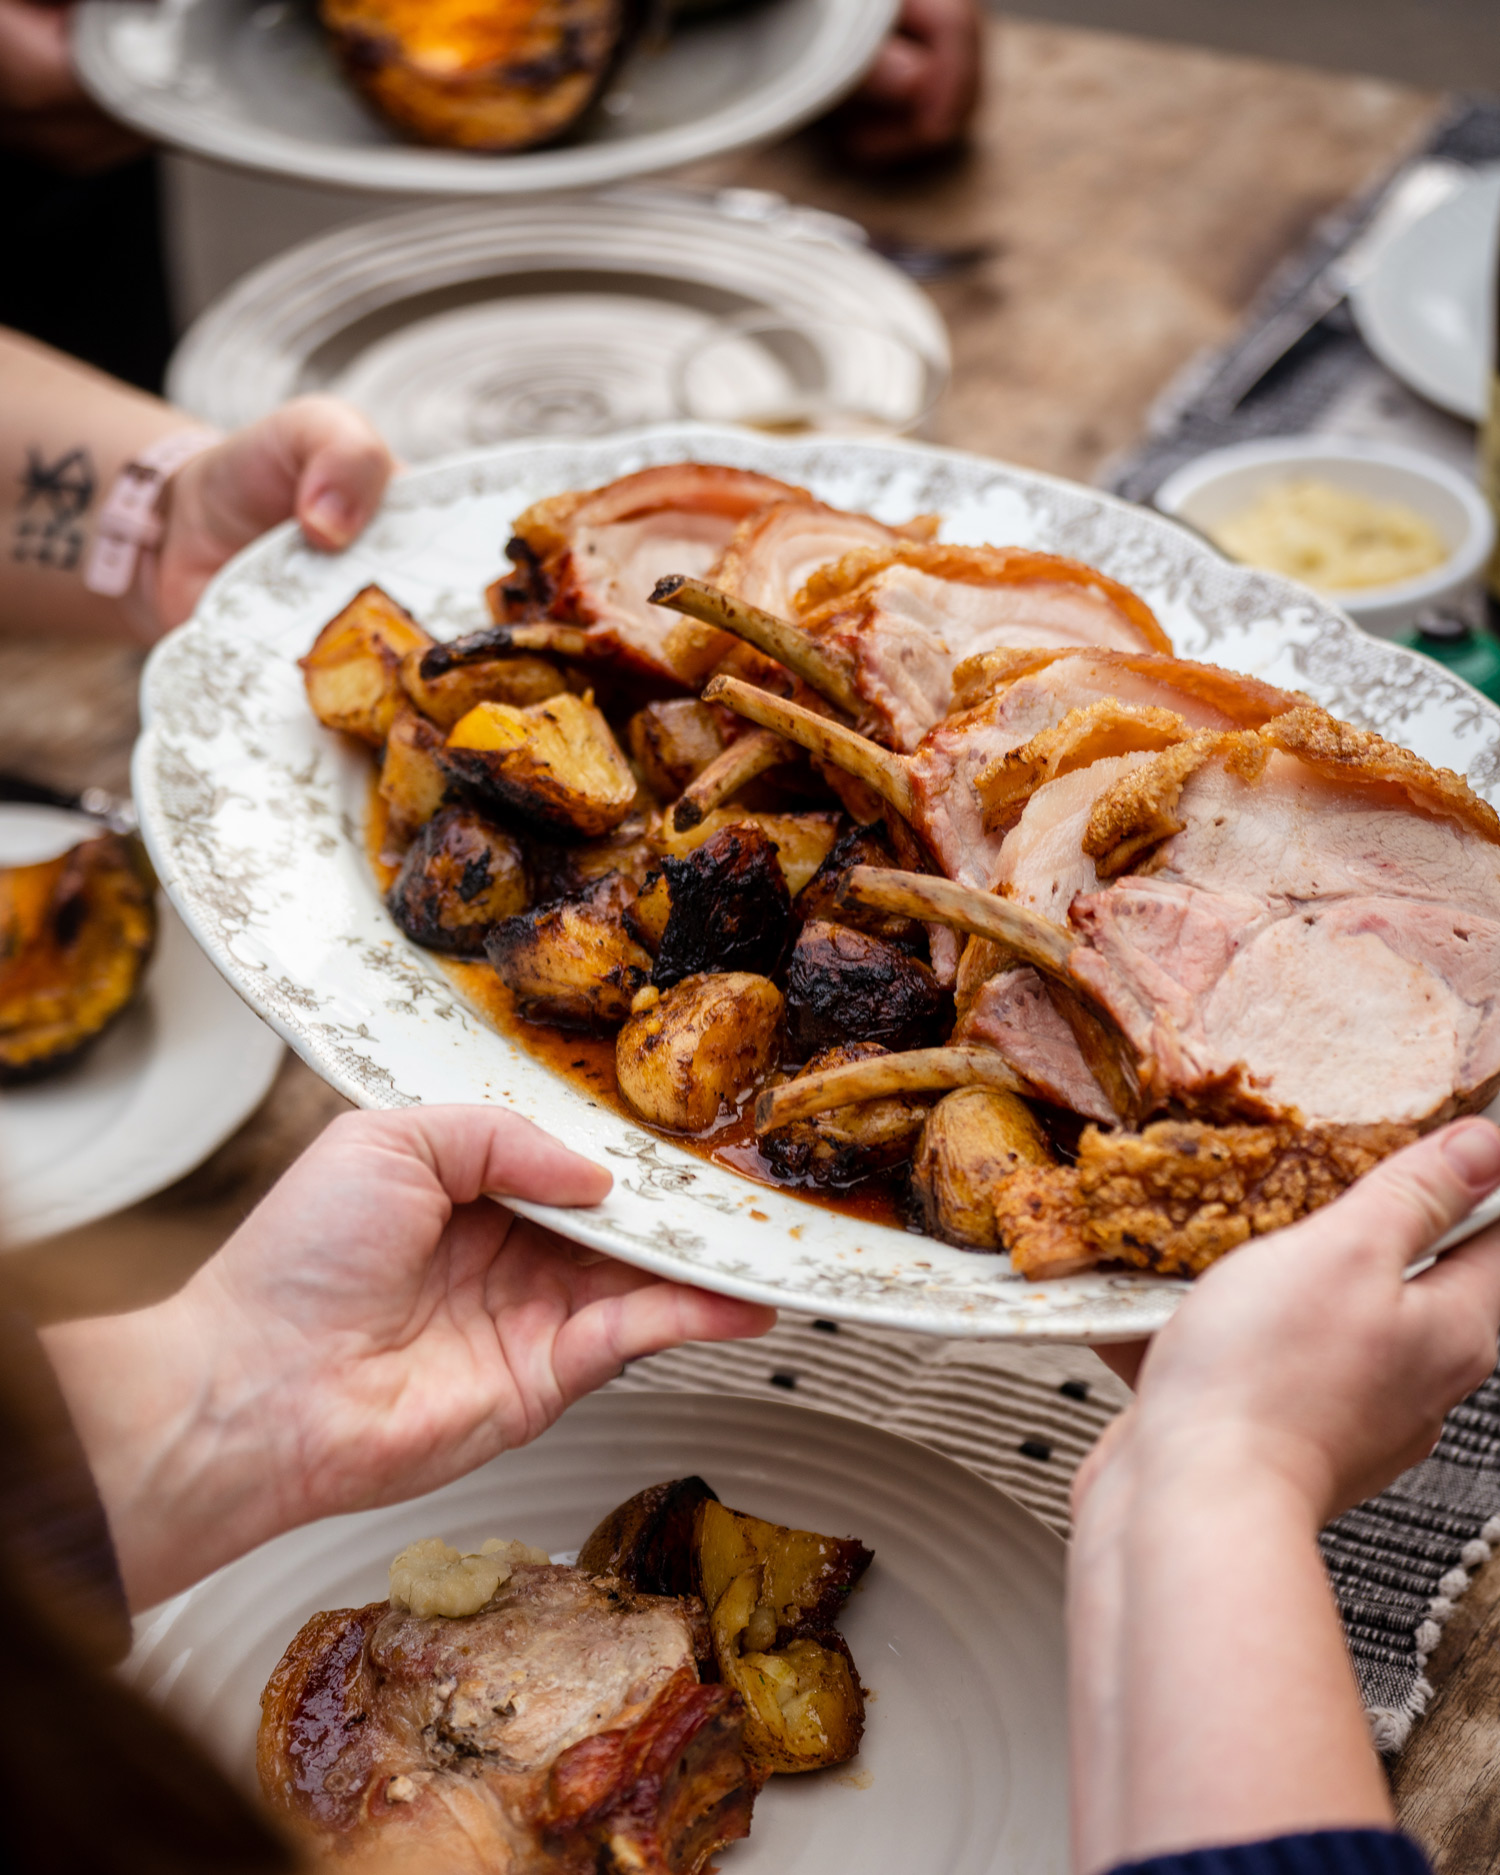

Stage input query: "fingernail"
[
  {"left": 306, "top": 490, "right": 353, "bottom": 541},
  {"left": 1441, "top": 1121, "right": 1500, "bottom": 1190}
]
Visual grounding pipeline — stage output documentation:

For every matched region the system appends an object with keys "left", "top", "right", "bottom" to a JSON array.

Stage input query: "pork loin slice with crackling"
[
  {"left": 792, "top": 544, "right": 1174, "bottom": 750},
  {"left": 708, "top": 496, "right": 938, "bottom": 622},
  {"left": 258, "top": 1562, "right": 751, "bottom": 1875},
  {"left": 495, "top": 464, "right": 806, "bottom": 687}
]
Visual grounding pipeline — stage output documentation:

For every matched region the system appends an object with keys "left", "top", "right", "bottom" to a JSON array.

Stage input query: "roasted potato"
[
  {"left": 796, "top": 821, "right": 926, "bottom": 952},
  {"left": 300, "top": 585, "right": 433, "bottom": 746},
  {"left": 486, "top": 874, "right": 651, "bottom": 1029},
  {"left": 378, "top": 705, "right": 449, "bottom": 845},
  {"left": 696, "top": 1499, "right": 871, "bottom": 1777},
  {"left": 652, "top": 822, "right": 792, "bottom": 991},
  {"left": 577, "top": 1476, "right": 720, "bottom": 1600},
  {"left": 760, "top": 1043, "right": 929, "bottom": 1187},
  {"left": 785, "top": 920, "right": 950, "bottom": 1061},
  {"left": 0, "top": 832, "right": 156, "bottom": 1083},
  {"left": 627, "top": 870, "right": 671, "bottom": 953},
  {"left": 400, "top": 630, "right": 567, "bottom": 730},
  {"left": 912, "top": 1087, "right": 1056, "bottom": 1250},
  {"left": 616, "top": 972, "right": 782, "bottom": 1132},
  {"left": 319, "top": 0, "right": 634, "bottom": 153},
  {"left": 626, "top": 699, "right": 729, "bottom": 801},
  {"left": 442, "top": 692, "right": 637, "bottom": 837},
  {"left": 386, "top": 805, "right": 528, "bottom": 955},
  {"left": 529, "top": 814, "right": 658, "bottom": 903},
  {"left": 652, "top": 809, "right": 840, "bottom": 897}
]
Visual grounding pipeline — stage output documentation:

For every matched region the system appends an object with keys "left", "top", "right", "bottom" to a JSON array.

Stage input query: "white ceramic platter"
[
  {"left": 125, "top": 1391, "right": 1068, "bottom": 1875},
  {"left": 132, "top": 425, "right": 1500, "bottom": 1340},
  {"left": 166, "top": 189, "right": 949, "bottom": 458},
  {"left": 1351, "top": 164, "right": 1500, "bottom": 422},
  {"left": 0, "top": 806, "right": 283, "bottom": 1247},
  {"left": 73, "top": 0, "right": 898, "bottom": 197}
]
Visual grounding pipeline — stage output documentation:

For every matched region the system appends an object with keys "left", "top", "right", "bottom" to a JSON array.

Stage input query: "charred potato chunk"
[
  {"left": 761, "top": 1043, "right": 928, "bottom": 1188},
  {"left": 0, "top": 833, "right": 156, "bottom": 1083},
  {"left": 442, "top": 692, "right": 636, "bottom": 837},
  {"left": 386, "top": 805, "right": 528, "bottom": 955},
  {"left": 911, "top": 1087, "right": 1056, "bottom": 1250},
  {"left": 627, "top": 699, "right": 729, "bottom": 801},
  {"left": 785, "top": 920, "right": 951, "bottom": 1061},
  {"left": 400, "top": 633, "right": 567, "bottom": 730},
  {"left": 577, "top": 1476, "right": 721, "bottom": 1601},
  {"left": 796, "top": 822, "right": 926, "bottom": 952},
  {"left": 652, "top": 822, "right": 792, "bottom": 990},
  {"left": 696, "top": 1498, "right": 871, "bottom": 1777},
  {"left": 528, "top": 815, "right": 657, "bottom": 903},
  {"left": 486, "top": 874, "right": 651, "bottom": 1030},
  {"left": 616, "top": 972, "right": 782, "bottom": 1133},
  {"left": 653, "top": 809, "right": 840, "bottom": 897},
  {"left": 379, "top": 705, "right": 449, "bottom": 846},
  {"left": 319, "top": 0, "right": 634, "bottom": 153},
  {"left": 301, "top": 585, "right": 433, "bottom": 746}
]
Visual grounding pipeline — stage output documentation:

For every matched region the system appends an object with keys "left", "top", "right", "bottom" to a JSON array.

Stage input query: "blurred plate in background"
[
  {"left": 1351, "top": 164, "right": 1500, "bottom": 422},
  {"left": 166, "top": 189, "right": 950, "bottom": 457},
  {"left": 0, "top": 806, "right": 283, "bottom": 1248},
  {"left": 73, "top": 0, "right": 897, "bottom": 197}
]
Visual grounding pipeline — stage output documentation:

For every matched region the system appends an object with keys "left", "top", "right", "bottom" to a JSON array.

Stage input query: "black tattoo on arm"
[{"left": 13, "top": 447, "right": 96, "bottom": 573}]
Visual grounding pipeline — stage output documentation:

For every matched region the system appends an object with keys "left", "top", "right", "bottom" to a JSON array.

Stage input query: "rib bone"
[
  {"left": 702, "top": 676, "right": 915, "bottom": 820},
  {"left": 756, "top": 1045, "right": 1028, "bottom": 1133},
  {"left": 671, "top": 728, "right": 794, "bottom": 832},
  {"left": 651, "top": 575, "right": 865, "bottom": 717}
]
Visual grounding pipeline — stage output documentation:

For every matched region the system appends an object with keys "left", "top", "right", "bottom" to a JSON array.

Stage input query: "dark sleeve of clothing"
[
  {"left": 1107, "top": 1831, "right": 1433, "bottom": 1875},
  {"left": 0, "top": 1302, "right": 130, "bottom": 1665}
]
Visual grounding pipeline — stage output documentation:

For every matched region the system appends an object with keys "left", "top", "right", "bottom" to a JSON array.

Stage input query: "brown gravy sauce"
[{"left": 368, "top": 787, "right": 913, "bottom": 1234}]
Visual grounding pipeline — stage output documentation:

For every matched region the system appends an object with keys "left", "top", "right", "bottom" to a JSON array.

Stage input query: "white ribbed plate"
[
  {"left": 125, "top": 1393, "right": 1068, "bottom": 1875},
  {"left": 165, "top": 190, "right": 950, "bottom": 457},
  {"left": 132, "top": 425, "right": 1500, "bottom": 1340},
  {"left": 73, "top": 0, "right": 897, "bottom": 197}
]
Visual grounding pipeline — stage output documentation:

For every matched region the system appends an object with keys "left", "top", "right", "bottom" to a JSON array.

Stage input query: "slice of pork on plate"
[
  {"left": 133, "top": 425, "right": 1500, "bottom": 1342},
  {"left": 125, "top": 1393, "right": 1069, "bottom": 1875}
]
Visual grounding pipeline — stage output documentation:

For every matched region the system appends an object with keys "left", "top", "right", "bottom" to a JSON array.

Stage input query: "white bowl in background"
[{"left": 1154, "top": 437, "right": 1495, "bottom": 639}]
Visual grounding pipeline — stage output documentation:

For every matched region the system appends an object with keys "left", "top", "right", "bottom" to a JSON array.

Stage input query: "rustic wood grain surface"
[{"left": 5, "top": 20, "right": 1486, "bottom": 1850}]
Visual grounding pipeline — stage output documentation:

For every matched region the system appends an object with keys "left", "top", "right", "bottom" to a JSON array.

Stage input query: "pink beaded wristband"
[{"left": 82, "top": 426, "right": 221, "bottom": 599}]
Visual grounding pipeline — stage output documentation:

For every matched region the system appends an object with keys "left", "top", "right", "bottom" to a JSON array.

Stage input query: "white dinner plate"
[
  {"left": 0, "top": 805, "right": 283, "bottom": 1247},
  {"left": 124, "top": 1391, "right": 1068, "bottom": 1875},
  {"left": 1350, "top": 164, "right": 1500, "bottom": 422},
  {"left": 73, "top": 0, "right": 897, "bottom": 197},
  {"left": 132, "top": 424, "right": 1500, "bottom": 1340}
]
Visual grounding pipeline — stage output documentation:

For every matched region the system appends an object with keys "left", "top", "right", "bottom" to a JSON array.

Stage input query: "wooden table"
[{"left": 6, "top": 17, "right": 1489, "bottom": 1860}]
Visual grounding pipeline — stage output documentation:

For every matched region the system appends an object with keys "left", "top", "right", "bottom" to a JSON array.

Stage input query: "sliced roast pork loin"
[
  {"left": 259, "top": 1562, "right": 752, "bottom": 1875},
  {"left": 709, "top": 496, "right": 938, "bottom": 621}
]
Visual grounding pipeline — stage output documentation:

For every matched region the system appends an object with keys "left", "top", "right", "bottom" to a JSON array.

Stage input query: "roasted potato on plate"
[
  {"left": 442, "top": 692, "right": 636, "bottom": 837},
  {"left": 616, "top": 971, "right": 782, "bottom": 1132},
  {"left": 301, "top": 585, "right": 433, "bottom": 746},
  {"left": 652, "top": 821, "right": 792, "bottom": 990},
  {"left": 319, "top": 0, "right": 635, "bottom": 152},
  {"left": 761, "top": 1043, "right": 929, "bottom": 1188},
  {"left": 785, "top": 919, "right": 949, "bottom": 1060},
  {"left": 378, "top": 706, "right": 449, "bottom": 845},
  {"left": 652, "top": 809, "right": 839, "bottom": 897},
  {"left": 400, "top": 632, "right": 567, "bottom": 730},
  {"left": 387, "top": 806, "right": 528, "bottom": 955},
  {"left": 0, "top": 832, "right": 156, "bottom": 1083},
  {"left": 486, "top": 874, "right": 651, "bottom": 1029},
  {"left": 577, "top": 1476, "right": 720, "bottom": 1601},
  {"left": 627, "top": 699, "right": 729, "bottom": 801},
  {"left": 911, "top": 1087, "right": 1056, "bottom": 1250}
]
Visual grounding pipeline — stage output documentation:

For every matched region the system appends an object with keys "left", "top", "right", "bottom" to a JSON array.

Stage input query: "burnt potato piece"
[
  {"left": 761, "top": 1043, "right": 928, "bottom": 1188},
  {"left": 911, "top": 1087, "right": 1056, "bottom": 1250},
  {"left": 652, "top": 822, "right": 792, "bottom": 991},
  {"left": 627, "top": 699, "right": 729, "bottom": 801},
  {"left": 696, "top": 1498, "right": 871, "bottom": 1778},
  {"left": 486, "top": 874, "right": 652, "bottom": 1030},
  {"left": 654, "top": 809, "right": 840, "bottom": 897},
  {"left": 0, "top": 832, "right": 156, "bottom": 1083},
  {"left": 301, "top": 585, "right": 433, "bottom": 746},
  {"left": 785, "top": 919, "right": 951, "bottom": 1061},
  {"left": 796, "top": 822, "right": 926, "bottom": 953},
  {"left": 577, "top": 1477, "right": 721, "bottom": 1600},
  {"left": 442, "top": 693, "right": 636, "bottom": 837},
  {"left": 528, "top": 814, "right": 658, "bottom": 903},
  {"left": 616, "top": 973, "right": 782, "bottom": 1133},
  {"left": 378, "top": 705, "right": 449, "bottom": 846},
  {"left": 386, "top": 806, "right": 528, "bottom": 956},
  {"left": 400, "top": 632, "right": 567, "bottom": 730}
]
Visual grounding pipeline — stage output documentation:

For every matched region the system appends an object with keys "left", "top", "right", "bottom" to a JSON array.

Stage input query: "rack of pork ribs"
[{"left": 301, "top": 461, "right": 1500, "bottom": 1282}]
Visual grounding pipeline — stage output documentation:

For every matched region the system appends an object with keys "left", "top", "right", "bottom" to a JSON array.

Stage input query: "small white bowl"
[{"left": 1153, "top": 437, "right": 1496, "bottom": 639}]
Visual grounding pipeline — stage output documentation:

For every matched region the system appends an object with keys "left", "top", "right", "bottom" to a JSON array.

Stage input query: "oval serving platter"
[{"left": 132, "top": 425, "right": 1500, "bottom": 1341}]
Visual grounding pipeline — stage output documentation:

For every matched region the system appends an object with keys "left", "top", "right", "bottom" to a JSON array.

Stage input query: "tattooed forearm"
[{"left": 13, "top": 446, "right": 96, "bottom": 573}]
